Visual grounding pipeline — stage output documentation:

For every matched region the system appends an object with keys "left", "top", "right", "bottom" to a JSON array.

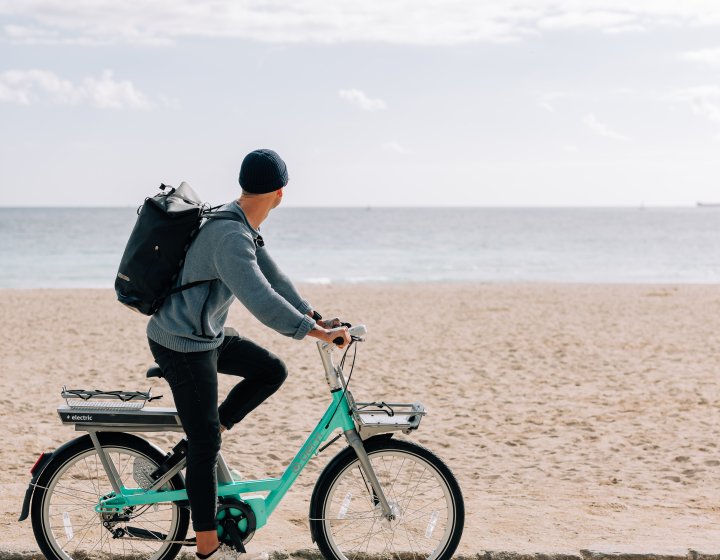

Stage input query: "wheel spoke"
[
  {"left": 320, "top": 444, "right": 461, "bottom": 560},
  {"left": 38, "top": 441, "right": 186, "bottom": 560}
]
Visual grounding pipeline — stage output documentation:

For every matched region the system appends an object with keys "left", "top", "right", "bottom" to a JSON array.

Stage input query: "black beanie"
[{"left": 239, "top": 149, "right": 289, "bottom": 193}]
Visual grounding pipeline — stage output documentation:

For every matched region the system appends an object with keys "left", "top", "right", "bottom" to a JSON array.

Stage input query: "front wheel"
[
  {"left": 310, "top": 437, "right": 464, "bottom": 560},
  {"left": 30, "top": 432, "right": 190, "bottom": 560}
]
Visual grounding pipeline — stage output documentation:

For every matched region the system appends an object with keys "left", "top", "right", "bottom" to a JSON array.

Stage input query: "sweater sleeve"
[
  {"left": 256, "top": 244, "right": 312, "bottom": 314},
  {"left": 213, "top": 230, "right": 316, "bottom": 340}
]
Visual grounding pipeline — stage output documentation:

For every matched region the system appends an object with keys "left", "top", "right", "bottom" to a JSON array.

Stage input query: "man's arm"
[
  {"left": 307, "top": 323, "right": 351, "bottom": 347},
  {"left": 214, "top": 231, "right": 315, "bottom": 340},
  {"left": 256, "top": 244, "right": 312, "bottom": 314}
]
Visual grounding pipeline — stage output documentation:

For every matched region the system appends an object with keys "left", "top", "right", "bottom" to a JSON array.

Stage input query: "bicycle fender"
[{"left": 18, "top": 434, "right": 91, "bottom": 521}]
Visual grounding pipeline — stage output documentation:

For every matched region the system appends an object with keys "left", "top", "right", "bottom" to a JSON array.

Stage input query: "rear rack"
[
  {"left": 352, "top": 401, "right": 426, "bottom": 437},
  {"left": 61, "top": 386, "right": 161, "bottom": 410}
]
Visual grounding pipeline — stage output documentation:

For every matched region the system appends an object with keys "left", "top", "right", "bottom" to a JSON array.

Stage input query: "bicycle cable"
[{"left": 324, "top": 337, "right": 359, "bottom": 429}]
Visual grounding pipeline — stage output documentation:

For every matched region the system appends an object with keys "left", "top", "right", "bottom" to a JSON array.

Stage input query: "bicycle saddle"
[{"left": 146, "top": 365, "right": 164, "bottom": 379}]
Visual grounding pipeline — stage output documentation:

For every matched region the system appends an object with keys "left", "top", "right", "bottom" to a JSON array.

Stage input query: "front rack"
[
  {"left": 352, "top": 401, "right": 426, "bottom": 437},
  {"left": 61, "top": 386, "right": 161, "bottom": 410}
]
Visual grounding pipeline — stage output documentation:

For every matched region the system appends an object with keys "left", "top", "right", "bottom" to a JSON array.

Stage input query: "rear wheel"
[
  {"left": 310, "top": 437, "right": 464, "bottom": 560},
  {"left": 30, "top": 432, "right": 189, "bottom": 560}
]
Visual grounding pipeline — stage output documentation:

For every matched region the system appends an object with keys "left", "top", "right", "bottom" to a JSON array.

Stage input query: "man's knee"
[{"left": 266, "top": 354, "right": 288, "bottom": 386}]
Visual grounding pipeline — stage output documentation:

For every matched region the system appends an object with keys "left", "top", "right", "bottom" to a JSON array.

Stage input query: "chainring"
[{"left": 215, "top": 497, "right": 256, "bottom": 550}]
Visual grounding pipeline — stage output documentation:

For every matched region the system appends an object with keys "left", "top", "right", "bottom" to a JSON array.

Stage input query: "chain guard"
[{"left": 133, "top": 457, "right": 157, "bottom": 489}]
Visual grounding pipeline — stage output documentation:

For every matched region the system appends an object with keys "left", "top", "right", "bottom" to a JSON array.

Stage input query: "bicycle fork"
[{"left": 343, "top": 429, "right": 395, "bottom": 520}]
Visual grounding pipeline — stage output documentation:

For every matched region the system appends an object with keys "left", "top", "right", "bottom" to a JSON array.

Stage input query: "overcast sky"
[{"left": 1, "top": 1, "right": 720, "bottom": 207}]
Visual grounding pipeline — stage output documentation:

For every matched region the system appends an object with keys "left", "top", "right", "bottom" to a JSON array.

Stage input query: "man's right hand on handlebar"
[{"left": 308, "top": 324, "right": 351, "bottom": 348}]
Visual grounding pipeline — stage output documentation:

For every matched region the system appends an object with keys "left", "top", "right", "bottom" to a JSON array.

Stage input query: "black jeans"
[{"left": 148, "top": 327, "right": 288, "bottom": 532}]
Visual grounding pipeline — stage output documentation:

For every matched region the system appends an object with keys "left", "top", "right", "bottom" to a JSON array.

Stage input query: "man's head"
[{"left": 239, "top": 149, "right": 288, "bottom": 195}]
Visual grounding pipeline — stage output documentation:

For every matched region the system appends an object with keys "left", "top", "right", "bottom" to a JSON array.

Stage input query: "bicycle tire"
[
  {"left": 30, "top": 432, "right": 190, "bottom": 560},
  {"left": 309, "top": 436, "right": 464, "bottom": 560}
]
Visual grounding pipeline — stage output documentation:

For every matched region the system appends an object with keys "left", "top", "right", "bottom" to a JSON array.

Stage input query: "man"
[{"left": 147, "top": 149, "right": 350, "bottom": 560}]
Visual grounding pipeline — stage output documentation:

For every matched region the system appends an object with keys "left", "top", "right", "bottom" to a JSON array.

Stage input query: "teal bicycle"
[{"left": 19, "top": 325, "right": 465, "bottom": 560}]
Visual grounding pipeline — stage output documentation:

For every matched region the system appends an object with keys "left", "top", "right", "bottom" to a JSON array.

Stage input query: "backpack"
[{"left": 115, "top": 182, "right": 241, "bottom": 315}]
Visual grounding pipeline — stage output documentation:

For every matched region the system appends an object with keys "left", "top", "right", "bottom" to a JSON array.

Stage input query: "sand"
[{"left": 2, "top": 284, "right": 720, "bottom": 557}]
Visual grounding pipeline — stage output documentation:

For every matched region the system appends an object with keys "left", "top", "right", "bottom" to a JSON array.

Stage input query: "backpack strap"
[
  {"left": 204, "top": 211, "right": 263, "bottom": 246},
  {"left": 167, "top": 279, "right": 213, "bottom": 296},
  {"left": 166, "top": 211, "right": 251, "bottom": 297},
  {"left": 203, "top": 210, "right": 246, "bottom": 223}
]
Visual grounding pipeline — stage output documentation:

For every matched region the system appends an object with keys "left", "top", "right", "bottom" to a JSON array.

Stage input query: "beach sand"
[{"left": 2, "top": 284, "right": 720, "bottom": 556}]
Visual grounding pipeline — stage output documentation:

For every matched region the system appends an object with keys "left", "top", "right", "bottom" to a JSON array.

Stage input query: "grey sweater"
[{"left": 147, "top": 201, "right": 315, "bottom": 352}]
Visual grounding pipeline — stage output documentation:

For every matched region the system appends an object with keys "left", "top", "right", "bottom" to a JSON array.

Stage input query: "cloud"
[
  {"left": 2, "top": 1, "right": 720, "bottom": 46},
  {"left": 0, "top": 69, "right": 153, "bottom": 109},
  {"left": 582, "top": 113, "right": 629, "bottom": 141},
  {"left": 538, "top": 91, "right": 573, "bottom": 112},
  {"left": 537, "top": 10, "right": 639, "bottom": 32},
  {"left": 603, "top": 24, "right": 647, "bottom": 34},
  {"left": 339, "top": 89, "right": 387, "bottom": 111},
  {"left": 681, "top": 47, "right": 720, "bottom": 66},
  {"left": 667, "top": 86, "right": 720, "bottom": 123}
]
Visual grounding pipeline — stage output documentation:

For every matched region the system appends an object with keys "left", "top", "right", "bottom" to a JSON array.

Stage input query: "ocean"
[{"left": 0, "top": 207, "right": 718, "bottom": 288}]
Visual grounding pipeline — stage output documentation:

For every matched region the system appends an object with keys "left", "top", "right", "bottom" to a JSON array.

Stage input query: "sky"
[{"left": 1, "top": 1, "right": 720, "bottom": 207}]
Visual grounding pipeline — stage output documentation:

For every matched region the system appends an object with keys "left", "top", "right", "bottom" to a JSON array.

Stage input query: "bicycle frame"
[
  {"left": 91, "top": 329, "right": 395, "bottom": 529},
  {"left": 96, "top": 389, "right": 354, "bottom": 530}
]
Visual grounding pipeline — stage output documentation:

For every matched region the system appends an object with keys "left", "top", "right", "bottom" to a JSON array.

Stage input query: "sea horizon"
[
  {"left": 1, "top": 206, "right": 718, "bottom": 288},
  {"left": 0, "top": 203, "right": 713, "bottom": 209}
]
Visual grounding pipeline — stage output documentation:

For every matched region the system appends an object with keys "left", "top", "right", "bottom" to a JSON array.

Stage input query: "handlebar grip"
[{"left": 333, "top": 336, "right": 345, "bottom": 345}]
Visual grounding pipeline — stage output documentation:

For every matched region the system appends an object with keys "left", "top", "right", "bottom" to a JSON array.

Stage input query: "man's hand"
[
  {"left": 318, "top": 317, "right": 343, "bottom": 329},
  {"left": 307, "top": 324, "right": 351, "bottom": 348},
  {"left": 308, "top": 310, "right": 344, "bottom": 330}
]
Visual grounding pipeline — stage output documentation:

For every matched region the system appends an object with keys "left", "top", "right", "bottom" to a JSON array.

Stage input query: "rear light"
[{"left": 30, "top": 452, "right": 48, "bottom": 475}]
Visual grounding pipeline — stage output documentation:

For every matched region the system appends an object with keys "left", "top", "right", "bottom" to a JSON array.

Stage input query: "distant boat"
[{"left": 697, "top": 202, "right": 720, "bottom": 207}]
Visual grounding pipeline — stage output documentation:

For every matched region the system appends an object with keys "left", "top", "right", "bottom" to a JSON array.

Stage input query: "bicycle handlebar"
[
  {"left": 348, "top": 324, "right": 367, "bottom": 338},
  {"left": 323, "top": 324, "right": 367, "bottom": 347}
]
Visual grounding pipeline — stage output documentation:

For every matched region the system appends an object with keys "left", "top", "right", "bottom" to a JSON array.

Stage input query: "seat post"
[{"left": 217, "top": 452, "right": 233, "bottom": 483}]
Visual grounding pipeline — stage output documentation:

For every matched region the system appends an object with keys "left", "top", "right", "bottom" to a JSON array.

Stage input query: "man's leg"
[
  {"left": 148, "top": 339, "right": 222, "bottom": 555},
  {"left": 215, "top": 332, "right": 288, "bottom": 431}
]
